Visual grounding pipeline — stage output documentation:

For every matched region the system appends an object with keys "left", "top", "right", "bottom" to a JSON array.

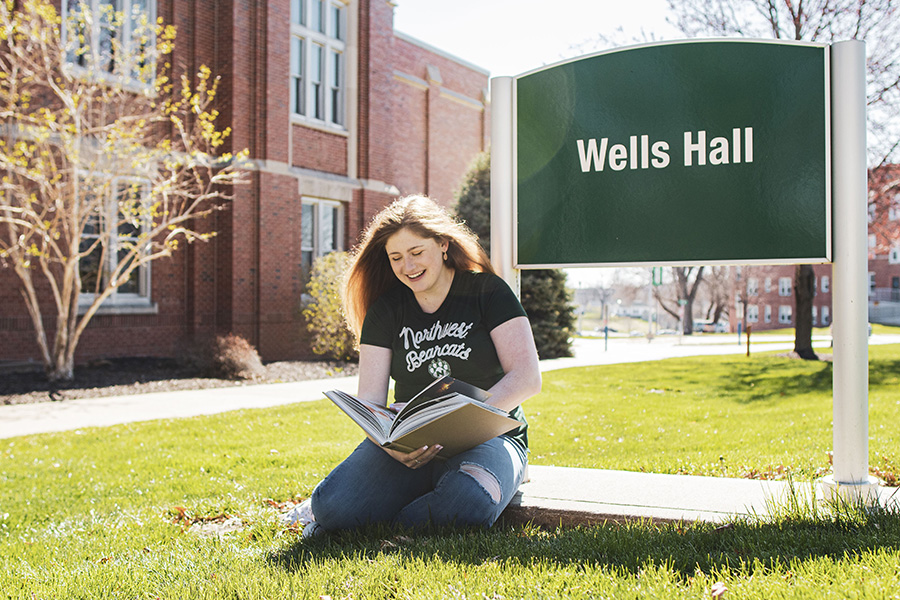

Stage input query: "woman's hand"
[{"left": 382, "top": 444, "right": 443, "bottom": 469}]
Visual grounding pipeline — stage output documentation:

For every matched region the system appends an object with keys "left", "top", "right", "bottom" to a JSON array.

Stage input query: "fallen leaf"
[{"left": 711, "top": 581, "right": 728, "bottom": 598}]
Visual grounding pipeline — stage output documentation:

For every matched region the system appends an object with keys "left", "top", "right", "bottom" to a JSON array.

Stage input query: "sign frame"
[{"left": 511, "top": 38, "right": 832, "bottom": 269}]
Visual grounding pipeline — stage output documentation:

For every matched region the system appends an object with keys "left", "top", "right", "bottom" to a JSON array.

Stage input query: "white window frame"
[
  {"left": 78, "top": 176, "right": 152, "bottom": 309},
  {"left": 747, "top": 277, "right": 758, "bottom": 296},
  {"left": 62, "top": 0, "right": 157, "bottom": 85},
  {"left": 778, "top": 277, "right": 792, "bottom": 297},
  {"left": 301, "top": 197, "right": 344, "bottom": 277},
  {"left": 821, "top": 275, "right": 830, "bottom": 293},
  {"left": 890, "top": 247, "right": 900, "bottom": 265},
  {"left": 869, "top": 272, "right": 877, "bottom": 295},
  {"left": 764, "top": 305, "right": 772, "bottom": 323},
  {"left": 778, "top": 305, "right": 792, "bottom": 324},
  {"left": 764, "top": 277, "right": 772, "bottom": 293},
  {"left": 290, "top": 0, "right": 347, "bottom": 129},
  {"left": 746, "top": 304, "right": 759, "bottom": 323},
  {"left": 812, "top": 305, "right": 818, "bottom": 325},
  {"left": 821, "top": 305, "right": 830, "bottom": 325}
]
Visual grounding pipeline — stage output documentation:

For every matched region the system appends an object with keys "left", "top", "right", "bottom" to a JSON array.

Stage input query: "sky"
[
  {"left": 392, "top": 0, "right": 683, "bottom": 78},
  {"left": 393, "top": 1, "right": 684, "bottom": 286}
]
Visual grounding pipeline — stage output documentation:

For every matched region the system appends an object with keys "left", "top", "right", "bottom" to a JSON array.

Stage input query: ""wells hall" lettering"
[{"left": 576, "top": 127, "right": 754, "bottom": 173}]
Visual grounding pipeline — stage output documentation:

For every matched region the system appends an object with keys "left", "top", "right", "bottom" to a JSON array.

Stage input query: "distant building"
[{"left": 0, "top": 0, "right": 490, "bottom": 365}]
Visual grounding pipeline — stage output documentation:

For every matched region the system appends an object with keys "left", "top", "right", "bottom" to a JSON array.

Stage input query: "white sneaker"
[
  {"left": 282, "top": 498, "right": 315, "bottom": 527},
  {"left": 301, "top": 521, "right": 323, "bottom": 538}
]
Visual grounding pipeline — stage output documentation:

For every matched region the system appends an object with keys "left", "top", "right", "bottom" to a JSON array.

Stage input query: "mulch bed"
[{"left": 0, "top": 357, "right": 358, "bottom": 406}]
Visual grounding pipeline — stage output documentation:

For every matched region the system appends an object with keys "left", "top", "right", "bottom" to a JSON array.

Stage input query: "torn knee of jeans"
[{"left": 459, "top": 463, "right": 501, "bottom": 504}]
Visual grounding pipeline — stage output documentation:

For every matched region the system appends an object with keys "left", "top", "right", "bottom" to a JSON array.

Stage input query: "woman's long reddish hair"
[{"left": 343, "top": 195, "right": 495, "bottom": 340}]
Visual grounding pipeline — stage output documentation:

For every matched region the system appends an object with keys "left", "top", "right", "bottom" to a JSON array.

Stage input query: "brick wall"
[
  {"left": 386, "top": 34, "right": 488, "bottom": 207},
  {"left": 292, "top": 127, "right": 349, "bottom": 174}
]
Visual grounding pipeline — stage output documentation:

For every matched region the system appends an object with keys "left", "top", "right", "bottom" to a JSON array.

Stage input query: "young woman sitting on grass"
[{"left": 285, "top": 195, "right": 541, "bottom": 536}]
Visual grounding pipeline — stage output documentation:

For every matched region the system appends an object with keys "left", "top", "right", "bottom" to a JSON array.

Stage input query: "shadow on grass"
[
  {"left": 268, "top": 504, "right": 900, "bottom": 578},
  {"left": 869, "top": 359, "right": 900, "bottom": 386},
  {"left": 717, "top": 358, "right": 833, "bottom": 403},
  {"left": 714, "top": 356, "right": 900, "bottom": 404}
]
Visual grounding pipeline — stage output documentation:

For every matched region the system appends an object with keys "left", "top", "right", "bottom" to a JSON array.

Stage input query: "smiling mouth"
[{"left": 407, "top": 270, "right": 425, "bottom": 281}]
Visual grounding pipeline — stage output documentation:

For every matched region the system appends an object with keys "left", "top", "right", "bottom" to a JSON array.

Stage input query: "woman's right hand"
[{"left": 382, "top": 444, "right": 442, "bottom": 469}]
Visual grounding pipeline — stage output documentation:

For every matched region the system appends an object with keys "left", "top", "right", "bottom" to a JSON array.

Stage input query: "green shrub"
[
  {"left": 211, "top": 333, "right": 265, "bottom": 380},
  {"left": 521, "top": 269, "right": 576, "bottom": 359},
  {"left": 303, "top": 251, "right": 358, "bottom": 361}
]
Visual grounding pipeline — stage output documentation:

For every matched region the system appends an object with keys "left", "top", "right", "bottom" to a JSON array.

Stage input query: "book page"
[{"left": 324, "top": 390, "right": 393, "bottom": 442}]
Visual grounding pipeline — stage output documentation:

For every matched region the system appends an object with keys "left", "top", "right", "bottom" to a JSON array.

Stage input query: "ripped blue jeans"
[{"left": 310, "top": 435, "right": 527, "bottom": 530}]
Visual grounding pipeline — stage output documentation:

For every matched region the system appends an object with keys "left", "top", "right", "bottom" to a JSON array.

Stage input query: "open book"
[{"left": 323, "top": 376, "right": 521, "bottom": 459}]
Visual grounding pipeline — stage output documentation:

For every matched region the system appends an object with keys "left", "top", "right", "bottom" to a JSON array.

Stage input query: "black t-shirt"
[{"left": 360, "top": 270, "right": 529, "bottom": 449}]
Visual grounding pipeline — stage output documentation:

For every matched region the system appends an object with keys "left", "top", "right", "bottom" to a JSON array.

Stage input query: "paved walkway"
[
  {"left": 3, "top": 333, "right": 899, "bottom": 524},
  {"left": 1, "top": 333, "right": 858, "bottom": 439}
]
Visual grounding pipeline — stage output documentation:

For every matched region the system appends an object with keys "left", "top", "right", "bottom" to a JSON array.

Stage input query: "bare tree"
[
  {"left": 0, "top": 1, "right": 247, "bottom": 381},
  {"left": 653, "top": 267, "right": 706, "bottom": 334},
  {"left": 700, "top": 266, "right": 733, "bottom": 326},
  {"left": 666, "top": 0, "right": 900, "bottom": 358}
]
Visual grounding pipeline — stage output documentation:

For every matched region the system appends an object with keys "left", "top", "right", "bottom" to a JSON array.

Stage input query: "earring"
[{"left": 443, "top": 251, "right": 448, "bottom": 261}]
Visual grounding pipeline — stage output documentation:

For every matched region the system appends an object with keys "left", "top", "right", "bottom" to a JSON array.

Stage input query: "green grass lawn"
[
  {"left": 530, "top": 344, "right": 900, "bottom": 482},
  {"left": 2, "top": 346, "right": 899, "bottom": 598}
]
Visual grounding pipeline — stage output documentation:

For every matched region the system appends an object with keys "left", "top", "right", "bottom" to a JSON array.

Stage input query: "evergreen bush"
[{"left": 454, "top": 151, "right": 575, "bottom": 359}]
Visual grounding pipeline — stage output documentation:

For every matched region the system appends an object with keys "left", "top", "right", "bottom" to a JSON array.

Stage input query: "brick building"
[
  {"left": 0, "top": 0, "right": 490, "bottom": 366},
  {"left": 728, "top": 264, "right": 835, "bottom": 332}
]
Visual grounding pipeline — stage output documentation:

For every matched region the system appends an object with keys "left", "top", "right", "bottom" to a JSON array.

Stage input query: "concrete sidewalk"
[
  {"left": 2, "top": 333, "right": 864, "bottom": 439},
  {"left": 3, "top": 333, "right": 899, "bottom": 526},
  {"left": 506, "top": 465, "right": 900, "bottom": 526}
]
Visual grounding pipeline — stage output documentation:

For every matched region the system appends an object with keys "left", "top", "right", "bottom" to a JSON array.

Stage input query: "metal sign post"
[{"left": 821, "top": 40, "right": 878, "bottom": 503}]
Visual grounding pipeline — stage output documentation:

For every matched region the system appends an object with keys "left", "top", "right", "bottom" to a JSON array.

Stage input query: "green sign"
[{"left": 515, "top": 41, "right": 830, "bottom": 267}]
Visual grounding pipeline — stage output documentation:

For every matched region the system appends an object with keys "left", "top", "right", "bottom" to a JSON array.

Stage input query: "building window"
[
  {"left": 62, "top": 0, "right": 156, "bottom": 81},
  {"left": 821, "top": 305, "right": 830, "bottom": 325},
  {"left": 290, "top": 0, "right": 346, "bottom": 127},
  {"left": 747, "top": 277, "right": 758, "bottom": 296},
  {"left": 821, "top": 275, "right": 830, "bottom": 293},
  {"left": 778, "top": 305, "right": 792, "bottom": 324},
  {"left": 764, "top": 305, "right": 772, "bottom": 323},
  {"left": 812, "top": 306, "right": 818, "bottom": 325},
  {"left": 764, "top": 277, "right": 772, "bottom": 293},
  {"left": 869, "top": 272, "right": 877, "bottom": 295},
  {"left": 79, "top": 178, "right": 151, "bottom": 306},
  {"left": 747, "top": 305, "right": 759, "bottom": 323},
  {"left": 301, "top": 198, "right": 343, "bottom": 278},
  {"left": 890, "top": 247, "right": 900, "bottom": 265},
  {"left": 778, "top": 277, "right": 792, "bottom": 297}
]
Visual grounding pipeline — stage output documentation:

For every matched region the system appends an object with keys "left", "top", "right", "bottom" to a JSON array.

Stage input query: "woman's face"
[{"left": 384, "top": 228, "right": 451, "bottom": 297}]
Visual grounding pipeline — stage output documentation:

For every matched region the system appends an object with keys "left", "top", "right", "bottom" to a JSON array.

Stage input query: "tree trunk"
[
  {"left": 793, "top": 264, "right": 818, "bottom": 360},
  {"left": 46, "top": 354, "right": 75, "bottom": 382},
  {"left": 682, "top": 305, "right": 695, "bottom": 335}
]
